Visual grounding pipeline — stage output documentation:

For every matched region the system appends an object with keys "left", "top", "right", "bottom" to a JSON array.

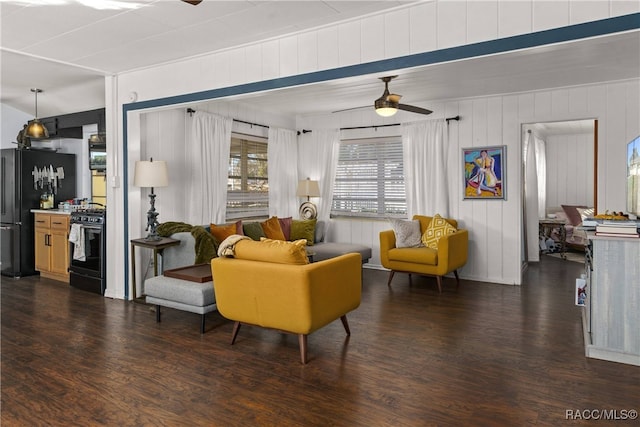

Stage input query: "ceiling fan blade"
[
  {"left": 181, "top": 0, "right": 203, "bottom": 5},
  {"left": 398, "top": 104, "right": 433, "bottom": 115},
  {"left": 332, "top": 106, "right": 370, "bottom": 114}
]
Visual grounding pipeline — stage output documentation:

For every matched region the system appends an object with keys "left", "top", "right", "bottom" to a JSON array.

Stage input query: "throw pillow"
[
  {"left": 210, "top": 220, "right": 243, "bottom": 243},
  {"left": 389, "top": 218, "right": 423, "bottom": 248},
  {"left": 234, "top": 238, "right": 309, "bottom": 265},
  {"left": 422, "top": 214, "right": 457, "bottom": 249},
  {"left": 278, "top": 217, "right": 293, "bottom": 240},
  {"left": 243, "top": 222, "right": 266, "bottom": 241},
  {"left": 290, "top": 219, "right": 317, "bottom": 246},
  {"left": 576, "top": 207, "right": 595, "bottom": 223},
  {"left": 261, "top": 216, "right": 286, "bottom": 240},
  {"left": 561, "top": 205, "right": 588, "bottom": 227}
]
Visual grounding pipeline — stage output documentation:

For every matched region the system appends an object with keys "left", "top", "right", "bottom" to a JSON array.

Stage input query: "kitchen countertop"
[{"left": 31, "top": 209, "right": 71, "bottom": 215}]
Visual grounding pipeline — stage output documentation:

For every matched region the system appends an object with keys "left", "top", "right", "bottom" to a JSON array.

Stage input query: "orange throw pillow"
[
  {"left": 261, "top": 216, "right": 286, "bottom": 240},
  {"left": 210, "top": 220, "right": 243, "bottom": 243}
]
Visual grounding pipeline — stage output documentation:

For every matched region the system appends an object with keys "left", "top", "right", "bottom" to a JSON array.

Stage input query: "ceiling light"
[
  {"left": 374, "top": 99, "right": 398, "bottom": 117},
  {"left": 25, "top": 88, "right": 49, "bottom": 139}
]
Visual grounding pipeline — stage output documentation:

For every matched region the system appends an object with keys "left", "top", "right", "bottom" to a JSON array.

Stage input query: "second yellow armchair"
[{"left": 379, "top": 215, "right": 468, "bottom": 292}]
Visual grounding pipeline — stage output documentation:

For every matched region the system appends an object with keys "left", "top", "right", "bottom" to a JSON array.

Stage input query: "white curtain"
[
  {"left": 298, "top": 129, "right": 339, "bottom": 224},
  {"left": 188, "top": 111, "right": 232, "bottom": 225},
  {"left": 268, "top": 127, "right": 298, "bottom": 217},
  {"left": 524, "top": 130, "right": 547, "bottom": 262},
  {"left": 401, "top": 119, "right": 449, "bottom": 217}
]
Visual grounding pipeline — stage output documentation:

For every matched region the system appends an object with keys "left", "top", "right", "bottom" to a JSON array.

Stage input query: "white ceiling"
[{"left": 1, "top": 0, "right": 639, "bottom": 123}]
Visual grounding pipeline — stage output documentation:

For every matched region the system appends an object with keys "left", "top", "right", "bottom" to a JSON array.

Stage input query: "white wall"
[
  {"left": 545, "top": 132, "right": 595, "bottom": 209},
  {"left": 1, "top": 103, "right": 31, "bottom": 149},
  {"left": 105, "top": 1, "right": 640, "bottom": 299},
  {"left": 298, "top": 79, "right": 639, "bottom": 285}
]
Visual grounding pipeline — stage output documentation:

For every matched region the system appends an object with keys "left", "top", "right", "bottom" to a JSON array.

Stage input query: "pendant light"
[{"left": 25, "top": 88, "right": 49, "bottom": 139}]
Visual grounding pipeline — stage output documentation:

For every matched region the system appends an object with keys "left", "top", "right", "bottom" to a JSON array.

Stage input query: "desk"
[
  {"left": 539, "top": 219, "right": 567, "bottom": 259},
  {"left": 130, "top": 237, "right": 180, "bottom": 300}
]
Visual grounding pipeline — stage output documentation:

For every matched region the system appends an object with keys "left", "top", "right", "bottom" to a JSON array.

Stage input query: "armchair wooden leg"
[
  {"left": 340, "top": 315, "right": 351, "bottom": 336},
  {"left": 298, "top": 334, "right": 308, "bottom": 364},
  {"left": 409, "top": 273, "right": 413, "bottom": 287},
  {"left": 230, "top": 321, "right": 242, "bottom": 345},
  {"left": 155, "top": 305, "right": 161, "bottom": 322},
  {"left": 454, "top": 270, "right": 460, "bottom": 289},
  {"left": 387, "top": 270, "right": 395, "bottom": 287},
  {"left": 436, "top": 276, "right": 443, "bottom": 293},
  {"left": 200, "top": 314, "right": 206, "bottom": 334}
]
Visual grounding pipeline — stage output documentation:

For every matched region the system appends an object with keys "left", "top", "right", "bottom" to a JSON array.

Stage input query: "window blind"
[
  {"left": 332, "top": 137, "right": 406, "bottom": 218},
  {"left": 227, "top": 135, "right": 268, "bottom": 219}
]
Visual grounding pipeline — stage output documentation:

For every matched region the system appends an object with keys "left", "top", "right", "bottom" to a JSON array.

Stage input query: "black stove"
[{"left": 69, "top": 209, "right": 106, "bottom": 295}]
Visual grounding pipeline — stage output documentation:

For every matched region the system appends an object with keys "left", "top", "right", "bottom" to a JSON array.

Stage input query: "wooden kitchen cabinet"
[{"left": 34, "top": 212, "right": 70, "bottom": 283}]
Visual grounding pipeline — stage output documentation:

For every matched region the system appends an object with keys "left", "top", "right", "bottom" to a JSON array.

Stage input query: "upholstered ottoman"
[
  {"left": 311, "top": 242, "right": 372, "bottom": 263},
  {"left": 145, "top": 274, "right": 216, "bottom": 333}
]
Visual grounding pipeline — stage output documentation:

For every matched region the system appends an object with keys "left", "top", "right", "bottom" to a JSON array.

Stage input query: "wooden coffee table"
[{"left": 163, "top": 263, "right": 213, "bottom": 283}]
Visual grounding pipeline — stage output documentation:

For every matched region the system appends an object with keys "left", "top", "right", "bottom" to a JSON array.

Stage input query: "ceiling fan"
[
  {"left": 334, "top": 75, "right": 433, "bottom": 117},
  {"left": 181, "top": 0, "right": 203, "bottom": 5}
]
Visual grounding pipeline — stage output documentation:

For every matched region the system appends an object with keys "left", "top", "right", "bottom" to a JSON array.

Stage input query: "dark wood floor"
[{"left": 2, "top": 255, "right": 639, "bottom": 426}]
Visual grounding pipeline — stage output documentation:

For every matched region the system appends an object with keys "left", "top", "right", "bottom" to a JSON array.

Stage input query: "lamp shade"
[
  {"left": 25, "top": 119, "right": 49, "bottom": 139},
  {"left": 296, "top": 178, "right": 320, "bottom": 198},
  {"left": 134, "top": 160, "right": 169, "bottom": 188}
]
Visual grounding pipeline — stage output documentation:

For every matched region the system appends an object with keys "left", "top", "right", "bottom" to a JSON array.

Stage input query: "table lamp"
[
  {"left": 134, "top": 158, "right": 169, "bottom": 241},
  {"left": 296, "top": 177, "right": 320, "bottom": 220}
]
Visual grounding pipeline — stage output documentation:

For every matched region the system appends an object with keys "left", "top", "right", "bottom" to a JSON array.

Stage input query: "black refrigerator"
[{"left": 1, "top": 148, "right": 76, "bottom": 277}]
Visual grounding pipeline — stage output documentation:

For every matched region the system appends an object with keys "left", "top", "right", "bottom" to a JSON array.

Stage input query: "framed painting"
[{"left": 463, "top": 145, "right": 506, "bottom": 200}]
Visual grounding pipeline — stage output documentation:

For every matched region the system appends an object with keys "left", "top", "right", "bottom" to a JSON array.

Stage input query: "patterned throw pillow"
[
  {"left": 422, "top": 214, "right": 457, "bottom": 249},
  {"left": 389, "top": 218, "right": 423, "bottom": 248}
]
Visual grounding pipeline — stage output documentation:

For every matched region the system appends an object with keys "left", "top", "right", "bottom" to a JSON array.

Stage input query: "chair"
[
  {"left": 379, "top": 215, "right": 468, "bottom": 292},
  {"left": 210, "top": 239, "right": 362, "bottom": 364}
]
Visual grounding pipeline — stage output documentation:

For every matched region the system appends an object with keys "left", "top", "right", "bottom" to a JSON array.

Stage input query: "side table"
[
  {"left": 539, "top": 219, "right": 567, "bottom": 259},
  {"left": 130, "top": 237, "right": 180, "bottom": 300}
]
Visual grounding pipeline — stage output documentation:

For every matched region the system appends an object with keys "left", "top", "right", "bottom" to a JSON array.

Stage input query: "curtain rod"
[
  {"left": 187, "top": 108, "right": 269, "bottom": 129},
  {"left": 340, "top": 115, "right": 461, "bottom": 131}
]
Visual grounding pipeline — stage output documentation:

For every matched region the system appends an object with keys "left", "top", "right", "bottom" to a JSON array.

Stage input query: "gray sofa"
[{"left": 144, "top": 220, "right": 371, "bottom": 333}]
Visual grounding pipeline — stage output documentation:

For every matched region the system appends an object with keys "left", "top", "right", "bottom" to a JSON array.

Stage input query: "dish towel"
[{"left": 68, "top": 223, "right": 86, "bottom": 261}]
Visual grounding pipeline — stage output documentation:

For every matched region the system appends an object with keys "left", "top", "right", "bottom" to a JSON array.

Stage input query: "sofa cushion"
[
  {"left": 261, "top": 216, "right": 286, "bottom": 240},
  {"left": 291, "top": 219, "right": 317, "bottom": 246},
  {"left": 145, "top": 275, "right": 215, "bottom": 307},
  {"left": 388, "top": 247, "right": 438, "bottom": 265},
  {"left": 243, "top": 222, "right": 266, "bottom": 241},
  {"left": 210, "top": 220, "right": 243, "bottom": 243},
  {"left": 278, "top": 217, "right": 292, "bottom": 240},
  {"left": 422, "top": 214, "right": 457, "bottom": 249},
  {"left": 234, "top": 238, "right": 309, "bottom": 265},
  {"left": 390, "top": 218, "right": 423, "bottom": 248}
]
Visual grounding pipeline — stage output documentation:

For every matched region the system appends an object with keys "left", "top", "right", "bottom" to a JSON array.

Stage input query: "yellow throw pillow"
[
  {"left": 261, "top": 216, "right": 286, "bottom": 240},
  {"left": 234, "top": 238, "right": 309, "bottom": 265},
  {"left": 422, "top": 214, "right": 457, "bottom": 249},
  {"left": 210, "top": 221, "right": 241, "bottom": 243}
]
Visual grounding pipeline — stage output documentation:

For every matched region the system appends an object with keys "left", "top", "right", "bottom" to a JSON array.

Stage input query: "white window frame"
[{"left": 331, "top": 136, "right": 406, "bottom": 218}]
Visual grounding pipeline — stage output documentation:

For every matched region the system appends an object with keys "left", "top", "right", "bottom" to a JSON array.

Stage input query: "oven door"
[{"left": 69, "top": 225, "right": 103, "bottom": 278}]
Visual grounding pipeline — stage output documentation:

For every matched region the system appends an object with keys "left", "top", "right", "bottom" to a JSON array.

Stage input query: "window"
[
  {"left": 332, "top": 137, "right": 406, "bottom": 218},
  {"left": 226, "top": 134, "right": 268, "bottom": 219}
]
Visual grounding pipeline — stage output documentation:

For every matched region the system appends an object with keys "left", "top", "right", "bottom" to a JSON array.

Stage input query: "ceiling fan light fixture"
[
  {"left": 375, "top": 99, "right": 398, "bottom": 117},
  {"left": 25, "top": 88, "right": 49, "bottom": 139}
]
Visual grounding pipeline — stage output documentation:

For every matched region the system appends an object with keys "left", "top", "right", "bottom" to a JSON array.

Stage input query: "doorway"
[{"left": 521, "top": 119, "right": 597, "bottom": 268}]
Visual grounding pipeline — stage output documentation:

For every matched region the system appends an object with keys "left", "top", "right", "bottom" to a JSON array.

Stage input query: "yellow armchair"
[
  {"left": 210, "top": 240, "right": 361, "bottom": 364},
  {"left": 379, "top": 215, "right": 468, "bottom": 292}
]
